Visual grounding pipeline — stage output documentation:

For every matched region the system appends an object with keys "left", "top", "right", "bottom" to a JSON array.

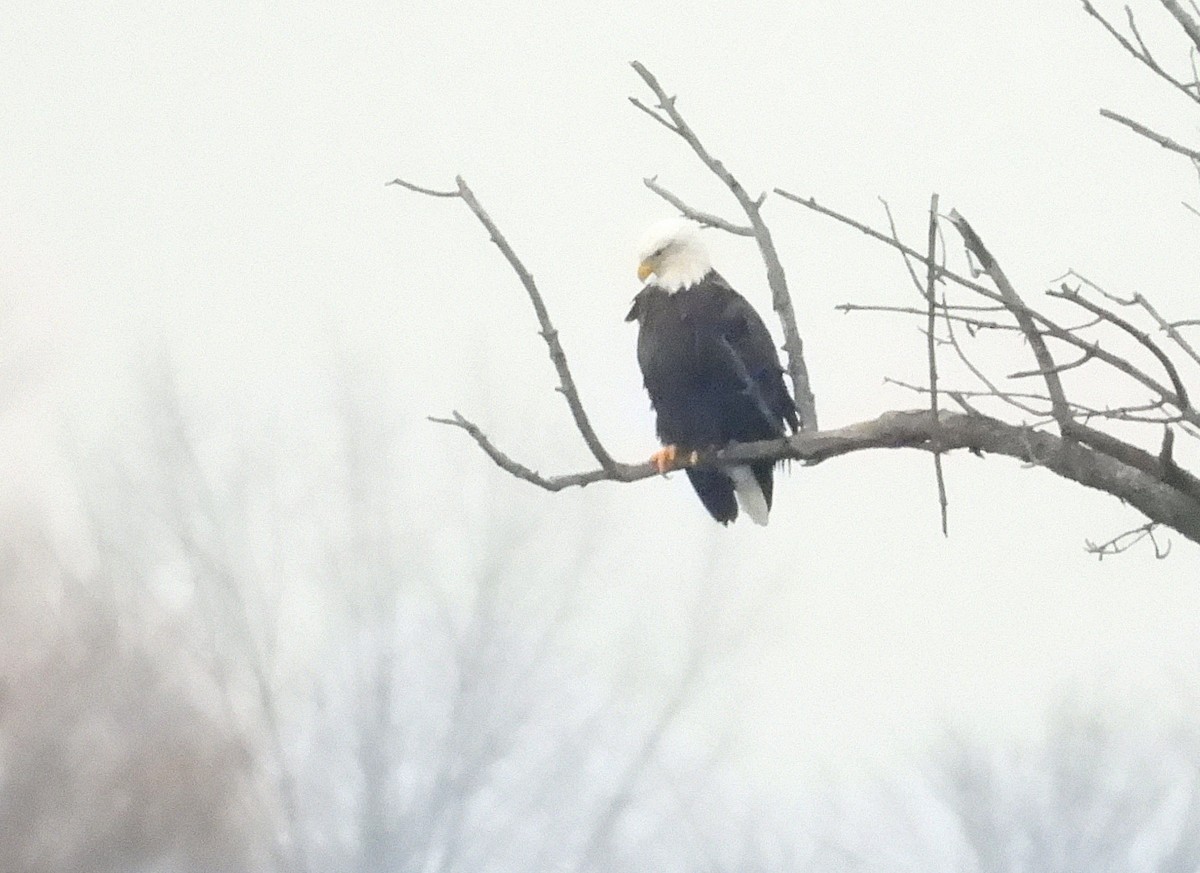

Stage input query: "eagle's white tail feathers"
[{"left": 729, "top": 466, "right": 769, "bottom": 526}]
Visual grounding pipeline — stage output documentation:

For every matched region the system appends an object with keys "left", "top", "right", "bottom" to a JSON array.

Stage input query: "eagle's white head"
[{"left": 636, "top": 218, "right": 713, "bottom": 292}]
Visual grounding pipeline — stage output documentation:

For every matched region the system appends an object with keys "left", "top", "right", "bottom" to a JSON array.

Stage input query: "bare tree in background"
[
  {"left": 0, "top": 358, "right": 758, "bottom": 873},
  {"left": 917, "top": 701, "right": 1200, "bottom": 873},
  {"left": 0, "top": 522, "right": 258, "bottom": 873},
  {"left": 284, "top": 364, "right": 757, "bottom": 873},
  {"left": 394, "top": 1, "right": 1200, "bottom": 552}
]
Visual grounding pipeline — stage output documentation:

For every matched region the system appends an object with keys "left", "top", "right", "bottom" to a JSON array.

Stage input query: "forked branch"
[{"left": 388, "top": 175, "right": 617, "bottom": 473}]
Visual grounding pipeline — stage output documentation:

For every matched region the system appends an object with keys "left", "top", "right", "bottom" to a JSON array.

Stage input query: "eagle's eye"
[{"left": 652, "top": 246, "right": 666, "bottom": 257}]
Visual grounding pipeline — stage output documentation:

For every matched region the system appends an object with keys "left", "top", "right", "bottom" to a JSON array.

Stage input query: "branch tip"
[{"left": 386, "top": 177, "right": 460, "bottom": 198}]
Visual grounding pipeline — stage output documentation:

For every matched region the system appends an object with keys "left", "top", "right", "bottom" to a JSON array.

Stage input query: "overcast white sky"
[{"left": 4, "top": 0, "right": 1200, "bottom": 794}]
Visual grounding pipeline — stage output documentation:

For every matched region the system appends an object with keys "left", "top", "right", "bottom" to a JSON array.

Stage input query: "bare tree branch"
[
  {"left": 775, "top": 189, "right": 996, "bottom": 297},
  {"left": 627, "top": 95, "right": 679, "bottom": 134},
  {"left": 923, "top": 194, "right": 949, "bottom": 536},
  {"left": 1008, "top": 344, "right": 1098, "bottom": 380},
  {"left": 630, "top": 61, "right": 817, "bottom": 430},
  {"left": 948, "top": 210, "right": 1075, "bottom": 434},
  {"left": 1085, "top": 521, "right": 1170, "bottom": 559},
  {"left": 837, "top": 302, "right": 1020, "bottom": 333},
  {"left": 1081, "top": 1, "right": 1200, "bottom": 103},
  {"left": 779, "top": 190, "right": 1200, "bottom": 428},
  {"left": 429, "top": 411, "right": 643, "bottom": 490},
  {"left": 433, "top": 408, "right": 1200, "bottom": 545},
  {"left": 452, "top": 177, "right": 618, "bottom": 472},
  {"left": 393, "top": 175, "right": 618, "bottom": 473},
  {"left": 1162, "top": 0, "right": 1200, "bottom": 54},
  {"left": 943, "top": 306, "right": 1052, "bottom": 417},
  {"left": 1049, "top": 283, "right": 1193, "bottom": 414},
  {"left": 883, "top": 197, "right": 931, "bottom": 298},
  {"left": 1133, "top": 292, "right": 1200, "bottom": 366},
  {"left": 1100, "top": 108, "right": 1200, "bottom": 161},
  {"left": 384, "top": 178, "right": 460, "bottom": 198},
  {"left": 642, "top": 176, "right": 754, "bottom": 235}
]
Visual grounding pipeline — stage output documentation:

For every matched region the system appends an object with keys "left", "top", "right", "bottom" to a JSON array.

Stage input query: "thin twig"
[
  {"left": 947, "top": 390, "right": 984, "bottom": 416},
  {"left": 838, "top": 302, "right": 1021, "bottom": 332},
  {"left": 1085, "top": 521, "right": 1170, "bottom": 559},
  {"left": 889, "top": 378, "right": 1185, "bottom": 425},
  {"left": 1127, "top": 6, "right": 1157, "bottom": 60},
  {"left": 1080, "top": 1, "right": 1200, "bottom": 104},
  {"left": 1052, "top": 269, "right": 1136, "bottom": 305},
  {"left": 1135, "top": 293, "right": 1200, "bottom": 366},
  {"left": 1162, "top": 426, "right": 1177, "bottom": 468},
  {"left": 631, "top": 60, "right": 817, "bottom": 430},
  {"left": 643, "top": 176, "right": 754, "bottom": 235},
  {"left": 1049, "top": 283, "right": 1192, "bottom": 414},
  {"left": 1008, "top": 344, "right": 1098, "bottom": 379},
  {"left": 1063, "top": 269, "right": 1200, "bottom": 365},
  {"left": 882, "top": 198, "right": 929, "bottom": 299},
  {"left": 627, "top": 96, "right": 679, "bottom": 133},
  {"left": 924, "top": 194, "right": 948, "bottom": 536},
  {"left": 1100, "top": 108, "right": 1200, "bottom": 162},
  {"left": 384, "top": 177, "right": 460, "bottom": 198},
  {"left": 886, "top": 377, "right": 1051, "bottom": 417},
  {"left": 774, "top": 189, "right": 995, "bottom": 296}
]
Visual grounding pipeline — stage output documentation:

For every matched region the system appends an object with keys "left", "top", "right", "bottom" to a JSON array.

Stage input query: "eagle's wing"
[{"left": 703, "top": 275, "right": 799, "bottom": 435}]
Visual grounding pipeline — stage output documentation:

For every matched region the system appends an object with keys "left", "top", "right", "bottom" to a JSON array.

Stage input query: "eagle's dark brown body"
[{"left": 626, "top": 270, "right": 798, "bottom": 524}]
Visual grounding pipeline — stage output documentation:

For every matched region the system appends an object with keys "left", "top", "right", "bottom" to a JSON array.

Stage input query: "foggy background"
[{"left": 3, "top": 1, "right": 1200, "bottom": 870}]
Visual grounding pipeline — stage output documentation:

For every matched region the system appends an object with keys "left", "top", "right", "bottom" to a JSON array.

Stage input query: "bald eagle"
[{"left": 626, "top": 219, "right": 798, "bottom": 526}]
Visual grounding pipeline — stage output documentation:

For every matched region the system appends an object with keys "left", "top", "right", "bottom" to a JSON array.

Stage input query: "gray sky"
[{"left": 4, "top": 0, "right": 1200, "bottom": 793}]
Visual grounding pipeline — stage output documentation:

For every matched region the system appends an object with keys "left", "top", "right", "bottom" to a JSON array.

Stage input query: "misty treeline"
[{"left": 2, "top": 360, "right": 1199, "bottom": 873}]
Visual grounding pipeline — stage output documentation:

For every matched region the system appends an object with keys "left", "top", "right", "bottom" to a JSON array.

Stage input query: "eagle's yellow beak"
[{"left": 637, "top": 259, "right": 655, "bottom": 282}]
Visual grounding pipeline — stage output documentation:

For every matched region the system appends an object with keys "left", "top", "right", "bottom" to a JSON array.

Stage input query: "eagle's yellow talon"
[
  {"left": 650, "top": 445, "right": 678, "bottom": 474},
  {"left": 649, "top": 445, "right": 701, "bottom": 473}
]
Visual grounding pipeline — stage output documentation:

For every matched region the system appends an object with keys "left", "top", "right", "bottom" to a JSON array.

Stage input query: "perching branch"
[
  {"left": 630, "top": 61, "right": 818, "bottom": 431},
  {"left": 431, "top": 409, "right": 1200, "bottom": 545}
]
